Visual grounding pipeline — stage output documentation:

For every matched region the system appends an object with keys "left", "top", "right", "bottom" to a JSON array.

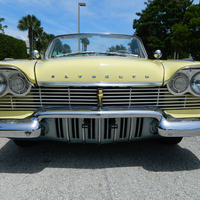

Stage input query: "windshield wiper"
[
  {"left": 99, "top": 52, "right": 139, "bottom": 58},
  {"left": 54, "top": 51, "right": 96, "bottom": 58},
  {"left": 54, "top": 51, "right": 139, "bottom": 58}
]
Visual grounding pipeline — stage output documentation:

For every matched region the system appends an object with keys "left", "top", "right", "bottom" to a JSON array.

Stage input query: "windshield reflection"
[{"left": 45, "top": 34, "right": 147, "bottom": 59}]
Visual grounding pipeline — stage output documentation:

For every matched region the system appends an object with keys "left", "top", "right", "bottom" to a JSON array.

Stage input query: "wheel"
[
  {"left": 13, "top": 139, "right": 37, "bottom": 147},
  {"left": 158, "top": 137, "right": 183, "bottom": 145}
]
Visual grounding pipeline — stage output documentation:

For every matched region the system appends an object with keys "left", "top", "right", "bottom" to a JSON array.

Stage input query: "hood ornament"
[{"left": 97, "top": 89, "right": 103, "bottom": 107}]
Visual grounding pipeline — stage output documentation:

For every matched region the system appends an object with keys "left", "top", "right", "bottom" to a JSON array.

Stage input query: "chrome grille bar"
[{"left": 0, "top": 86, "right": 200, "bottom": 110}]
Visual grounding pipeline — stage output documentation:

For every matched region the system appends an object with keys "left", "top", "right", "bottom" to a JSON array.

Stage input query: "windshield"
[{"left": 45, "top": 33, "right": 148, "bottom": 59}]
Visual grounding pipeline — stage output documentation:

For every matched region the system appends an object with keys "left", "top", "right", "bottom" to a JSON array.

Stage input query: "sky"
[{"left": 0, "top": 0, "right": 200, "bottom": 41}]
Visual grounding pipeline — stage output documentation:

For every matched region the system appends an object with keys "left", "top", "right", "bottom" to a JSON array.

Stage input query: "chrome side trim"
[{"left": 37, "top": 82, "right": 163, "bottom": 87}]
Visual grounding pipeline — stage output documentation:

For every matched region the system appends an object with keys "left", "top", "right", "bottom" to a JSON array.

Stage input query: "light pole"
[{"left": 78, "top": 2, "right": 86, "bottom": 52}]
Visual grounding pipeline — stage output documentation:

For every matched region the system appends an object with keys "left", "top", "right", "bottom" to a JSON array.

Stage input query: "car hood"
[{"left": 35, "top": 56, "right": 164, "bottom": 86}]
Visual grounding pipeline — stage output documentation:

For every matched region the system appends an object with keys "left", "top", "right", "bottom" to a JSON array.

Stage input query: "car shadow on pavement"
[{"left": 0, "top": 139, "right": 199, "bottom": 173}]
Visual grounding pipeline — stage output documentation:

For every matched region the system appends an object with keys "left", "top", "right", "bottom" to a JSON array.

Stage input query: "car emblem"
[
  {"left": 97, "top": 89, "right": 103, "bottom": 107},
  {"left": 78, "top": 75, "right": 82, "bottom": 78}
]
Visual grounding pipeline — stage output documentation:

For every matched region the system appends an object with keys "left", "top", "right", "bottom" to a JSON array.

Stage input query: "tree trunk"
[
  {"left": 84, "top": 44, "right": 87, "bottom": 51},
  {"left": 28, "top": 28, "right": 33, "bottom": 59}
]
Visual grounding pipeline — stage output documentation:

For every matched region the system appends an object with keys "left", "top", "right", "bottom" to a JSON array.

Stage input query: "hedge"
[{"left": 0, "top": 33, "right": 28, "bottom": 60}]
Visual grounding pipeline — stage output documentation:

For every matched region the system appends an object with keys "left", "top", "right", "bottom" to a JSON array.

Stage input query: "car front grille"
[
  {"left": 45, "top": 117, "right": 154, "bottom": 143},
  {"left": 0, "top": 86, "right": 200, "bottom": 110}
]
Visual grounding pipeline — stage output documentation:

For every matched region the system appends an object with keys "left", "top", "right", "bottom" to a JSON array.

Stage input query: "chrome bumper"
[{"left": 0, "top": 106, "right": 200, "bottom": 139}]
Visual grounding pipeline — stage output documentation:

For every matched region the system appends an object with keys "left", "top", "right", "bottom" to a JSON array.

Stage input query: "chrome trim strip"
[{"left": 37, "top": 82, "right": 163, "bottom": 87}]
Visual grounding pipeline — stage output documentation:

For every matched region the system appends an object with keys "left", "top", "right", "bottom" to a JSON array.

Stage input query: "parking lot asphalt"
[{"left": 0, "top": 137, "right": 200, "bottom": 199}]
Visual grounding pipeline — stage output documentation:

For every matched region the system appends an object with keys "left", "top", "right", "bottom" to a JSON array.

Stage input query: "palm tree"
[
  {"left": 81, "top": 38, "right": 90, "bottom": 51},
  {"left": 38, "top": 31, "right": 55, "bottom": 53},
  {"left": 17, "top": 15, "right": 43, "bottom": 58},
  {"left": 0, "top": 18, "right": 8, "bottom": 34}
]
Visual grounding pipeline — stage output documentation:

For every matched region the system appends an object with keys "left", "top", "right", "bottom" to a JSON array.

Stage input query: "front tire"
[
  {"left": 158, "top": 137, "right": 183, "bottom": 145},
  {"left": 13, "top": 139, "right": 37, "bottom": 147}
]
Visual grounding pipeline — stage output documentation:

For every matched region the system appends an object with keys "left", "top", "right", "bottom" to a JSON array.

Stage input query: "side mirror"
[
  {"left": 154, "top": 50, "right": 162, "bottom": 59},
  {"left": 32, "top": 50, "right": 40, "bottom": 59}
]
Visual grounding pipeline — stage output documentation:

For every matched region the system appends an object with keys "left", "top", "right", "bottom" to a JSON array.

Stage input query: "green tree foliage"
[
  {"left": 36, "top": 32, "right": 55, "bottom": 53},
  {"left": 52, "top": 39, "right": 71, "bottom": 56},
  {"left": 171, "top": 4, "right": 200, "bottom": 60},
  {"left": 17, "top": 15, "right": 43, "bottom": 58},
  {"left": 0, "top": 33, "right": 27, "bottom": 60},
  {"left": 107, "top": 44, "right": 127, "bottom": 52},
  {"left": 63, "top": 44, "right": 71, "bottom": 53},
  {"left": 0, "top": 18, "right": 8, "bottom": 34},
  {"left": 54, "top": 39, "right": 63, "bottom": 54},
  {"left": 81, "top": 38, "right": 90, "bottom": 51},
  {"left": 133, "top": 0, "right": 193, "bottom": 59},
  {"left": 170, "top": 24, "right": 190, "bottom": 59}
]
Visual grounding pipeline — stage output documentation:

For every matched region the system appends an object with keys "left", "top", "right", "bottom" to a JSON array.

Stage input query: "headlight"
[
  {"left": 167, "top": 73, "right": 189, "bottom": 95},
  {"left": 191, "top": 72, "right": 200, "bottom": 95},
  {"left": 0, "top": 73, "right": 7, "bottom": 96},
  {"left": 9, "top": 73, "right": 31, "bottom": 96}
]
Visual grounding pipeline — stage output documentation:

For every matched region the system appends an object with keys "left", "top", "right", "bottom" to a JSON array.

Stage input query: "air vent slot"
[
  {"left": 55, "top": 118, "right": 64, "bottom": 138},
  {"left": 83, "top": 119, "right": 96, "bottom": 139},
  {"left": 119, "top": 118, "right": 128, "bottom": 138},
  {"left": 135, "top": 118, "right": 144, "bottom": 137},
  {"left": 103, "top": 118, "right": 116, "bottom": 140}
]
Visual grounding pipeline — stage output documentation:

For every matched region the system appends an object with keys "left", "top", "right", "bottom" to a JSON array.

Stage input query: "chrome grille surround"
[{"left": 0, "top": 86, "right": 200, "bottom": 110}]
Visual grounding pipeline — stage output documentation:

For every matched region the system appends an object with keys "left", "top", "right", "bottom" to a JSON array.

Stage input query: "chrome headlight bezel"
[
  {"left": 9, "top": 73, "right": 31, "bottom": 96},
  {"left": 167, "top": 68, "right": 200, "bottom": 97},
  {"left": 190, "top": 72, "right": 200, "bottom": 95},
  {"left": 167, "top": 72, "right": 189, "bottom": 95},
  {"left": 0, "top": 73, "right": 7, "bottom": 97},
  {"left": 0, "top": 68, "right": 32, "bottom": 97}
]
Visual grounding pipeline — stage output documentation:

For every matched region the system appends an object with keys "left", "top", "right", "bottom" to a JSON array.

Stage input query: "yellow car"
[{"left": 1, "top": 33, "right": 200, "bottom": 146}]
